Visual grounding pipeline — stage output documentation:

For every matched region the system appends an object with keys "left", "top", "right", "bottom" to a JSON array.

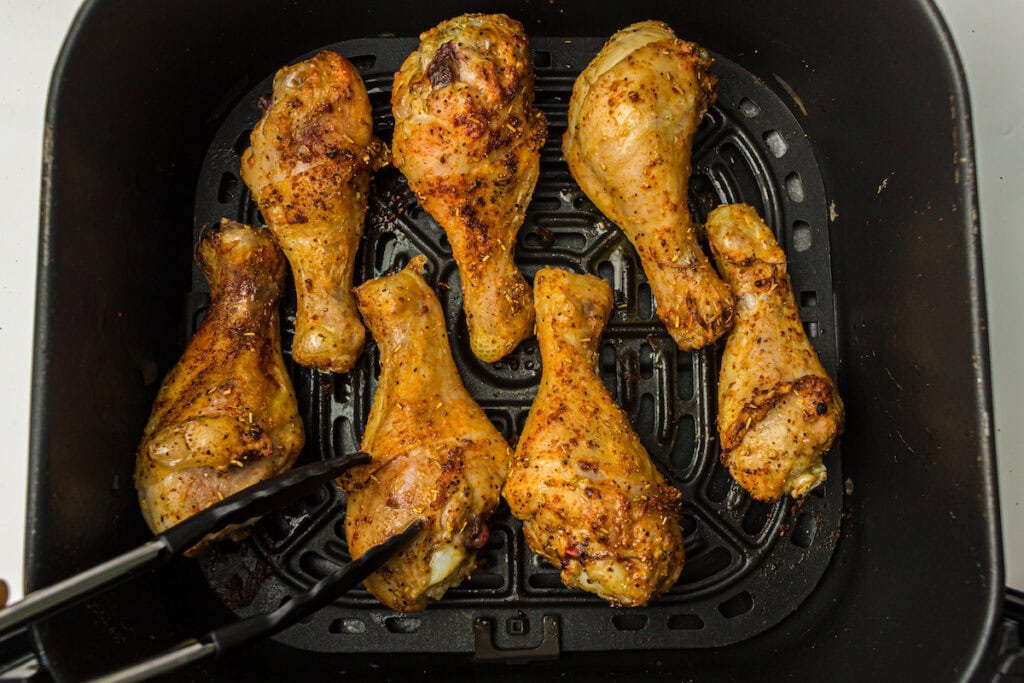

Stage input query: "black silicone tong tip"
[
  {"left": 211, "top": 518, "right": 424, "bottom": 652},
  {"left": 92, "top": 519, "right": 425, "bottom": 683},
  {"left": 160, "top": 451, "right": 371, "bottom": 555},
  {"left": 0, "top": 453, "right": 370, "bottom": 639}
]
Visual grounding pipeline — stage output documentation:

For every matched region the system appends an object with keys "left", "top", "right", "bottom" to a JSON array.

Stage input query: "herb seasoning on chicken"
[
  {"left": 241, "top": 51, "right": 385, "bottom": 372},
  {"left": 707, "top": 204, "right": 844, "bottom": 501},
  {"left": 339, "top": 256, "right": 511, "bottom": 611},
  {"left": 563, "top": 21, "right": 734, "bottom": 350},
  {"left": 391, "top": 14, "right": 546, "bottom": 363},
  {"left": 503, "top": 268, "right": 685, "bottom": 607},
  {"left": 135, "top": 220, "right": 304, "bottom": 551}
]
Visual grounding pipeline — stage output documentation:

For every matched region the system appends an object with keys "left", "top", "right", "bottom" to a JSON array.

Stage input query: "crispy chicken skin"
[
  {"left": 340, "top": 256, "right": 511, "bottom": 611},
  {"left": 563, "top": 21, "right": 734, "bottom": 350},
  {"left": 503, "top": 268, "right": 684, "bottom": 606},
  {"left": 135, "top": 220, "right": 304, "bottom": 550},
  {"left": 391, "top": 14, "right": 545, "bottom": 362},
  {"left": 241, "top": 51, "right": 384, "bottom": 372},
  {"left": 707, "top": 204, "right": 844, "bottom": 501}
]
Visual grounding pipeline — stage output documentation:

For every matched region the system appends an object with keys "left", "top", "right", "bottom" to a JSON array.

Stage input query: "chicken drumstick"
[
  {"left": 135, "top": 220, "right": 304, "bottom": 551},
  {"left": 707, "top": 204, "right": 844, "bottom": 501},
  {"left": 563, "top": 21, "right": 734, "bottom": 350},
  {"left": 241, "top": 51, "right": 384, "bottom": 372},
  {"left": 340, "top": 256, "right": 511, "bottom": 611},
  {"left": 391, "top": 14, "right": 546, "bottom": 363},
  {"left": 503, "top": 268, "right": 685, "bottom": 607}
]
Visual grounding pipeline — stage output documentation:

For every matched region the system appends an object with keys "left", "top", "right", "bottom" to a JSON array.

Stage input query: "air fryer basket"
[
  {"left": 28, "top": 1, "right": 1002, "bottom": 681},
  {"left": 190, "top": 36, "right": 841, "bottom": 656}
]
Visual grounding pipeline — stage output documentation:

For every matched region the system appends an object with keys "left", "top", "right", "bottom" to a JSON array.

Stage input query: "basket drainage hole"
[
  {"left": 681, "top": 511, "right": 698, "bottom": 536},
  {"left": 233, "top": 129, "right": 252, "bottom": 156},
  {"left": 792, "top": 220, "right": 812, "bottom": 252},
  {"left": 763, "top": 130, "right": 788, "bottom": 158},
  {"left": 533, "top": 50, "right": 552, "bottom": 67},
  {"left": 718, "top": 591, "right": 754, "bottom": 619},
  {"left": 804, "top": 321, "right": 820, "bottom": 338},
  {"left": 739, "top": 97, "right": 761, "bottom": 118},
  {"left": 612, "top": 614, "right": 648, "bottom": 631},
  {"left": 528, "top": 572, "right": 565, "bottom": 590},
  {"left": 636, "top": 394, "right": 655, "bottom": 439},
  {"left": 302, "top": 486, "right": 328, "bottom": 508},
  {"left": 300, "top": 551, "right": 340, "bottom": 580},
  {"left": 218, "top": 172, "right": 239, "bottom": 204},
  {"left": 507, "top": 615, "right": 529, "bottom": 635},
  {"left": 791, "top": 512, "right": 818, "bottom": 548},
  {"left": 676, "top": 350, "right": 694, "bottom": 400},
  {"left": 706, "top": 464, "right": 733, "bottom": 503},
  {"left": 597, "top": 261, "right": 615, "bottom": 289},
  {"left": 329, "top": 618, "right": 366, "bottom": 635},
  {"left": 670, "top": 415, "right": 696, "bottom": 471},
  {"left": 785, "top": 172, "right": 805, "bottom": 203},
  {"left": 347, "top": 54, "right": 377, "bottom": 71},
  {"left": 677, "top": 546, "right": 731, "bottom": 584},
  {"left": 639, "top": 343, "right": 654, "bottom": 379},
  {"left": 385, "top": 616, "right": 421, "bottom": 634},
  {"left": 263, "top": 513, "right": 292, "bottom": 542},
  {"left": 638, "top": 283, "right": 654, "bottom": 320},
  {"left": 800, "top": 290, "right": 818, "bottom": 307},
  {"left": 741, "top": 500, "right": 772, "bottom": 536},
  {"left": 668, "top": 614, "right": 705, "bottom": 630}
]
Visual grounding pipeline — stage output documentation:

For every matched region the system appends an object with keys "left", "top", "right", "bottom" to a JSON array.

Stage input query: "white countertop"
[{"left": 0, "top": 1, "right": 1020, "bottom": 601}]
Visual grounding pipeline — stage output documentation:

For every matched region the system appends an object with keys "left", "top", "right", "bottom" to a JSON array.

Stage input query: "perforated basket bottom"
[{"left": 192, "top": 36, "right": 842, "bottom": 655}]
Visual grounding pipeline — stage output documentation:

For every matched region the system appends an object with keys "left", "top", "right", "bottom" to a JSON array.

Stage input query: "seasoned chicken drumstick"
[
  {"left": 392, "top": 14, "right": 545, "bottom": 362},
  {"left": 504, "top": 268, "right": 685, "bottom": 607},
  {"left": 563, "top": 21, "right": 734, "bottom": 350},
  {"left": 135, "top": 220, "right": 304, "bottom": 550},
  {"left": 340, "top": 256, "right": 511, "bottom": 611},
  {"left": 241, "top": 51, "right": 384, "bottom": 372},
  {"left": 707, "top": 204, "right": 844, "bottom": 501}
]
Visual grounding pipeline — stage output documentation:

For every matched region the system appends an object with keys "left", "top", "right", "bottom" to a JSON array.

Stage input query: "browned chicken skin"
[
  {"left": 503, "top": 268, "right": 684, "bottom": 607},
  {"left": 135, "top": 220, "right": 304, "bottom": 550},
  {"left": 563, "top": 21, "right": 734, "bottom": 350},
  {"left": 391, "top": 14, "right": 545, "bottom": 363},
  {"left": 241, "top": 51, "right": 384, "bottom": 372},
  {"left": 340, "top": 256, "right": 511, "bottom": 611},
  {"left": 707, "top": 204, "right": 844, "bottom": 501}
]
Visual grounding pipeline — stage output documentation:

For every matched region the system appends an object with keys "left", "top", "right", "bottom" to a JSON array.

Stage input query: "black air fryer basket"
[{"left": 27, "top": 0, "right": 1012, "bottom": 680}]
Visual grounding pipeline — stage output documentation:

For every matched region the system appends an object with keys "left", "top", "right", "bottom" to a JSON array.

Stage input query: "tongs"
[{"left": 0, "top": 453, "right": 422, "bottom": 682}]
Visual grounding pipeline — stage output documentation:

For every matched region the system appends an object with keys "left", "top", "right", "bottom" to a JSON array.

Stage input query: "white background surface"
[{"left": 0, "top": 1, "right": 1020, "bottom": 602}]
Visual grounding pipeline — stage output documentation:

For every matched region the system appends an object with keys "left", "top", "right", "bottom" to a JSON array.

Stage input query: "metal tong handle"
[
  {"left": 0, "top": 452, "right": 370, "bottom": 637},
  {"left": 93, "top": 519, "right": 424, "bottom": 683}
]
